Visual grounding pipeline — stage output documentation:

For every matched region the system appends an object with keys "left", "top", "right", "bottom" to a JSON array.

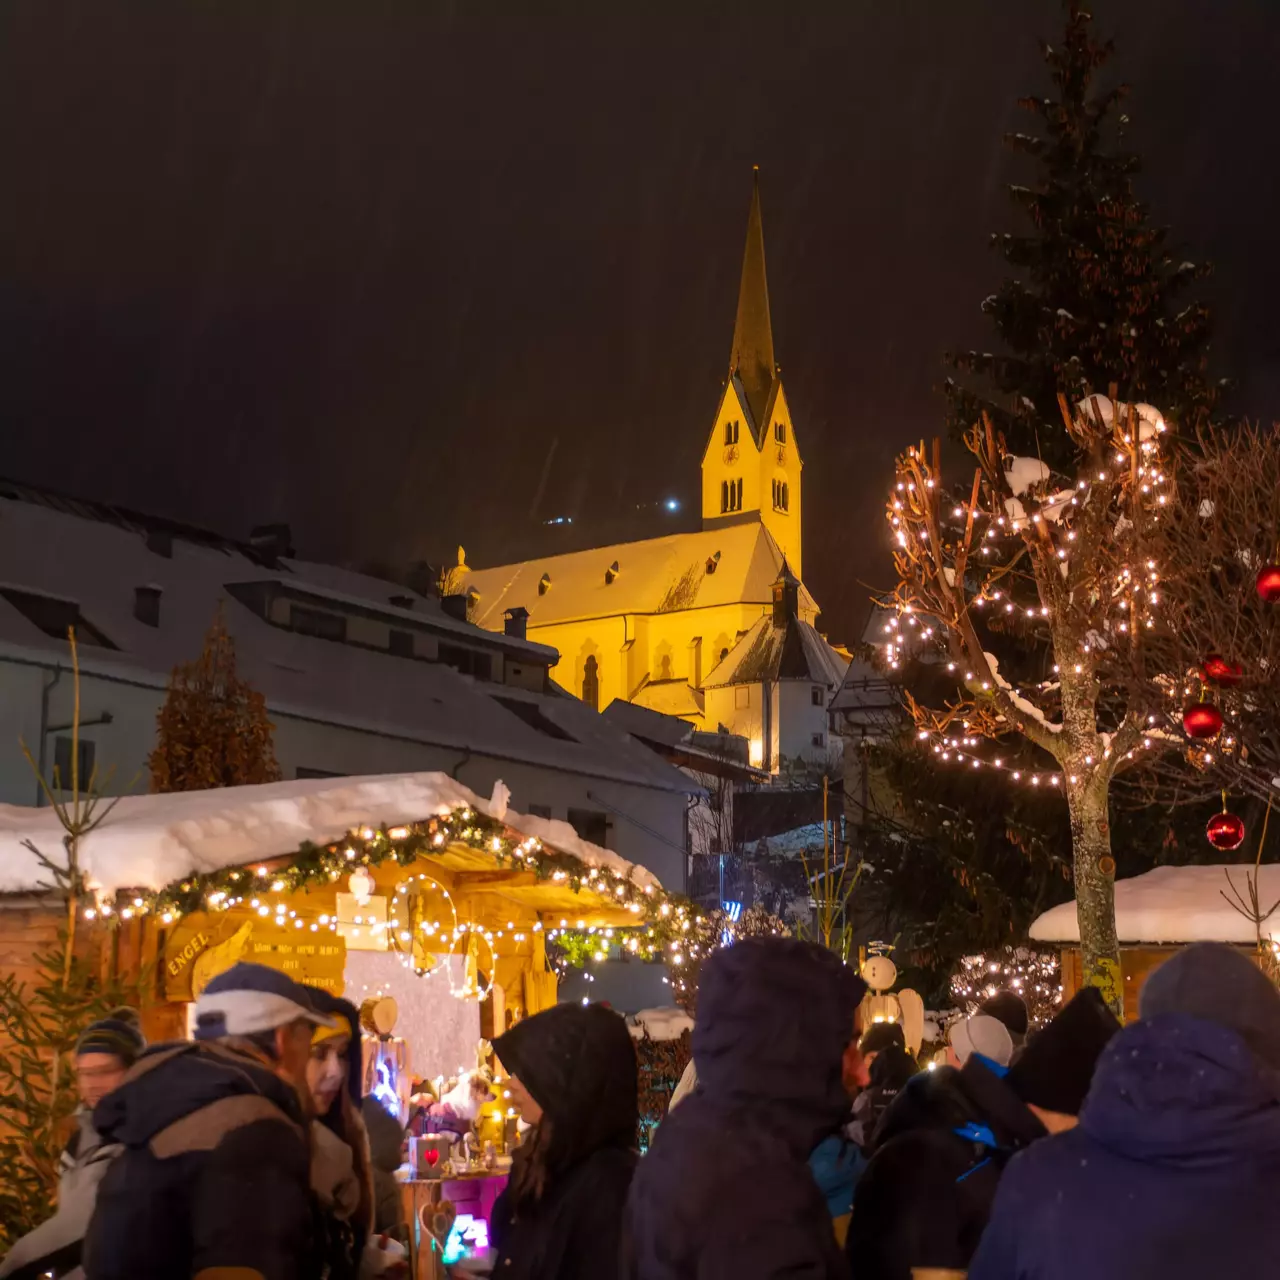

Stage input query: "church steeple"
[{"left": 728, "top": 168, "right": 776, "bottom": 433}]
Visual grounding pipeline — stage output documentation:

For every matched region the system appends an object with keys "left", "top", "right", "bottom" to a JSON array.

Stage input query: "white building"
[{"left": 0, "top": 479, "right": 694, "bottom": 894}]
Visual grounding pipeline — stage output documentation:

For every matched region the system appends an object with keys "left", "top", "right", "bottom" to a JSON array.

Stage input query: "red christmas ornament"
[
  {"left": 1258, "top": 564, "right": 1280, "bottom": 604},
  {"left": 1182, "top": 702, "right": 1224, "bottom": 740},
  {"left": 1201, "top": 654, "right": 1243, "bottom": 687},
  {"left": 1206, "top": 810, "right": 1246, "bottom": 852}
]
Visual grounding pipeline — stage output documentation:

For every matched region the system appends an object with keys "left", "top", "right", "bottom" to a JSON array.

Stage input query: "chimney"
[
  {"left": 441, "top": 594, "right": 468, "bottom": 622},
  {"left": 771, "top": 560, "right": 800, "bottom": 627},
  {"left": 249, "top": 523, "right": 295, "bottom": 560},
  {"left": 134, "top": 584, "right": 162, "bottom": 627},
  {"left": 504, "top": 607, "right": 529, "bottom": 641}
]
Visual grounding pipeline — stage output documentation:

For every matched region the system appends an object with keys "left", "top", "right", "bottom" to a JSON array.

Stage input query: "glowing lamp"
[
  {"left": 348, "top": 866, "right": 375, "bottom": 905},
  {"left": 1206, "top": 810, "right": 1246, "bottom": 852},
  {"left": 1182, "top": 703, "right": 1223, "bottom": 740},
  {"left": 1201, "top": 654, "right": 1243, "bottom": 688},
  {"left": 1257, "top": 564, "right": 1280, "bottom": 604}
]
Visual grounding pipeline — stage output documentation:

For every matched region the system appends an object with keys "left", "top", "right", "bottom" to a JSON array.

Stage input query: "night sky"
[{"left": 4, "top": 1, "right": 1278, "bottom": 642}]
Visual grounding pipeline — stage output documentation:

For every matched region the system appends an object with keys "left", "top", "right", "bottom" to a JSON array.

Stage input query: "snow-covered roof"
[
  {"left": 0, "top": 771, "right": 664, "bottom": 898},
  {"left": 461, "top": 521, "right": 818, "bottom": 629},
  {"left": 829, "top": 658, "right": 897, "bottom": 717},
  {"left": 626, "top": 1006, "right": 694, "bottom": 1041},
  {"left": 0, "top": 489, "right": 689, "bottom": 796},
  {"left": 632, "top": 679, "right": 705, "bottom": 720},
  {"left": 703, "top": 614, "right": 848, "bottom": 689},
  {"left": 1029, "top": 863, "right": 1280, "bottom": 945}
]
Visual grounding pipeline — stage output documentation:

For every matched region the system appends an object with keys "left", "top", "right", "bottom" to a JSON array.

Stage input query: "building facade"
[{"left": 462, "top": 173, "right": 848, "bottom": 773}]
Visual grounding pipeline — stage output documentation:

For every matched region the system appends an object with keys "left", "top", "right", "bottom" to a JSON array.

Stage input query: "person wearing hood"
[
  {"left": 84, "top": 963, "right": 326, "bottom": 1280},
  {"left": 848, "top": 1022, "right": 918, "bottom": 1149},
  {"left": 490, "top": 1001, "right": 639, "bottom": 1280},
  {"left": 970, "top": 944, "right": 1280, "bottom": 1280},
  {"left": 624, "top": 936, "right": 867, "bottom": 1280},
  {"left": 847, "top": 988, "right": 1120, "bottom": 1280},
  {"left": 0, "top": 1009, "right": 144, "bottom": 1280}
]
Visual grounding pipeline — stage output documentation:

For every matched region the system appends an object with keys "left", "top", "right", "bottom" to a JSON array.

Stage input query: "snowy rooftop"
[
  {"left": 0, "top": 488, "right": 690, "bottom": 797},
  {"left": 626, "top": 1006, "right": 694, "bottom": 1041},
  {"left": 1029, "top": 863, "right": 1280, "bottom": 945},
  {"left": 703, "top": 613, "right": 848, "bottom": 689},
  {"left": 461, "top": 521, "right": 818, "bottom": 630},
  {"left": 0, "top": 771, "right": 664, "bottom": 898}
]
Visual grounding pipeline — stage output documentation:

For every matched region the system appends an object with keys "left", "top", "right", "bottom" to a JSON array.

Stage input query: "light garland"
[{"left": 951, "top": 945, "right": 1063, "bottom": 1028}]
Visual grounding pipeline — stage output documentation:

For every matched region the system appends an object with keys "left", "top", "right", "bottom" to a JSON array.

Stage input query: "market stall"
[{"left": 0, "top": 770, "right": 682, "bottom": 1277}]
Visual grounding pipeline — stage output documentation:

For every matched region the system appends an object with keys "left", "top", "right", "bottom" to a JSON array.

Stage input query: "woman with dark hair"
[
  {"left": 491, "top": 1003, "right": 639, "bottom": 1280},
  {"left": 302, "top": 988, "right": 379, "bottom": 1280}
]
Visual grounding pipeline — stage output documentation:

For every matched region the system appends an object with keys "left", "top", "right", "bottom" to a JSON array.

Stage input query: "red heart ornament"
[{"left": 425, "top": 1148, "right": 439, "bottom": 1166}]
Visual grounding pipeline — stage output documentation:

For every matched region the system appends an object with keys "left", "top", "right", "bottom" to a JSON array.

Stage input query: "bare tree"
[{"left": 885, "top": 395, "right": 1175, "bottom": 1012}]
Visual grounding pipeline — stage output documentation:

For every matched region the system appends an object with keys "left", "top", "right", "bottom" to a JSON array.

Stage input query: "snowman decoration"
[{"left": 859, "top": 944, "right": 925, "bottom": 1056}]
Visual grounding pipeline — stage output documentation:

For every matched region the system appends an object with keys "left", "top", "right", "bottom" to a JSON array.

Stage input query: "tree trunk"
[{"left": 1065, "top": 776, "right": 1123, "bottom": 1018}]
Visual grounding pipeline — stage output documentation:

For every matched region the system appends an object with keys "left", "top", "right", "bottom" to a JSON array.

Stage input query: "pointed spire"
[{"left": 728, "top": 167, "right": 777, "bottom": 433}]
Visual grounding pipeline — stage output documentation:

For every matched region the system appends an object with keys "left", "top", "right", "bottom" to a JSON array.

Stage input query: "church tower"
[{"left": 701, "top": 169, "right": 803, "bottom": 578}]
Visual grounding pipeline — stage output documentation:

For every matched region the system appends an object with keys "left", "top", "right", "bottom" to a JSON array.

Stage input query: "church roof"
[
  {"left": 704, "top": 613, "right": 848, "bottom": 689},
  {"left": 463, "top": 521, "right": 817, "bottom": 629},
  {"left": 728, "top": 169, "right": 778, "bottom": 443}
]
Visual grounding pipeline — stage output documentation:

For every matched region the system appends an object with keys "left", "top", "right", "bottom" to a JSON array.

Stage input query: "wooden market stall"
[
  {"left": 0, "top": 771, "right": 680, "bottom": 1278},
  {"left": 1030, "top": 862, "right": 1279, "bottom": 1021}
]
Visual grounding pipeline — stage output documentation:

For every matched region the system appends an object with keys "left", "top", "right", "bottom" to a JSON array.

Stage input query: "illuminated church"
[{"left": 462, "top": 173, "right": 847, "bottom": 773}]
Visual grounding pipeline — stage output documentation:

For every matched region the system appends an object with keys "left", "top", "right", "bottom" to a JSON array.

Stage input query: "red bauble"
[
  {"left": 1258, "top": 564, "right": 1280, "bottom": 604},
  {"left": 1201, "top": 654, "right": 1243, "bottom": 687},
  {"left": 1206, "top": 810, "right": 1246, "bottom": 852},
  {"left": 1182, "top": 702, "right": 1224, "bottom": 740}
]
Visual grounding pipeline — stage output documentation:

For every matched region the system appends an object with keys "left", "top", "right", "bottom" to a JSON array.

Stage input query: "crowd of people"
[{"left": 3, "top": 937, "right": 1280, "bottom": 1279}]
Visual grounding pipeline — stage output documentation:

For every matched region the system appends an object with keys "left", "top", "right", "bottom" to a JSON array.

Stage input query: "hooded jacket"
[
  {"left": 846, "top": 1057, "right": 1045, "bottom": 1280},
  {"left": 624, "top": 937, "right": 866, "bottom": 1280},
  {"left": 83, "top": 1040, "right": 311, "bottom": 1280},
  {"left": 492, "top": 1003, "right": 639, "bottom": 1280},
  {"left": 969, "top": 1013, "right": 1280, "bottom": 1280}
]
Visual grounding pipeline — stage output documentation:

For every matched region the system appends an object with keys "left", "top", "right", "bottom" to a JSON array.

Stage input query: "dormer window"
[
  {"left": 723, "top": 420, "right": 740, "bottom": 446},
  {"left": 774, "top": 423, "right": 786, "bottom": 444}
]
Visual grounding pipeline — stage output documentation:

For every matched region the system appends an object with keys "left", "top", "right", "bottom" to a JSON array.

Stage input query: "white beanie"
[{"left": 949, "top": 1013, "right": 1014, "bottom": 1068}]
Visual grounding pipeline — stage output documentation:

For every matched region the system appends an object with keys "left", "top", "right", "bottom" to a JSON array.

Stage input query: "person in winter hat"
[
  {"left": 979, "top": 990, "right": 1029, "bottom": 1053},
  {"left": 490, "top": 1002, "right": 638, "bottom": 1280},
  {"left": 970, "top": 944, "right": 1280, "bottom": 1280},
  {"left": 84, "top": 962, "right": 332, "bottom": 1280},
  {"left": 624, "top": 936, "right": 867, "bottom": 1280},
  {"left": 0, "top": 1009, "right": 145, "bottom": 1280},
  {"left": 848, "top": 1022, "right": 918, "bottom": 1148},
  {"left": 946, "top": 1012, "right": 1014, "bottom": 1070},
  {"left": 847, "top": 987, "right": 1119, "bottom": 1280}
]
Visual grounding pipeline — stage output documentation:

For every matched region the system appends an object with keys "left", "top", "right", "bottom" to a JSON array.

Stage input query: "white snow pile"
[
  {"left": 1004, "top": 456, "right": 1051, "bottom": 496},
  {"left": 627, "top": 1007, "right": 694, "bottom": 1042},
  {"left": 0, "top": 771, "right": 662, "bottom": 897},
  {"left": 1075, "top": 396, "right": 1164, "bottom": 442},
  {"left": 1030, "top": 863, "right": 1280, "bottom": 945}
]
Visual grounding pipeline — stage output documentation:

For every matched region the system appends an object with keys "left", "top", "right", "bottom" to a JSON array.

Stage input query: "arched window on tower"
[
  {"left": 582, "top": 655, "right": 599, "bottom": 711},
  {"left": 721, "top": 480, "right": 729, "bottom": 513},
  {"left": 735, "top": 477, "right": 743, "bottom": 510}
]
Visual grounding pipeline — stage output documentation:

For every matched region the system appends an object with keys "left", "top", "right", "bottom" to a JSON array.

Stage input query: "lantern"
[
  {"left": 1257, "top": 564, "right": 1280, "bottom": 604},
  {"left": 1182, "top": 703, "right": 1223, "bottom": 740},
  {"left": 1201, "top": 654, "right": 1243, "bottom": 687},
  {"left": 1206, "top": 809, "right": 1246, "bottom": 852}
]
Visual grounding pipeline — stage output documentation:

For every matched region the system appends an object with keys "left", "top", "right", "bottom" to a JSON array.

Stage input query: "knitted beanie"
[
  {"left": 948, "top": 1014, "right": 1014, "bottom": 1068},
  {"left": 980, "top": 990, "right": 1030, "bottom": 1042},
  {"left": 1007, "top": 987, "right": 1121, "bottom": 1116},
  {"left": 75, "top": 1007, "right": 146, "bottom": 1066},
  {"left": 858, "top": 1021, "right": 907, "bottom": 1057}
]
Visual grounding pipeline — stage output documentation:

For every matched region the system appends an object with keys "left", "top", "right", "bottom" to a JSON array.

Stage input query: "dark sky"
[{"left": 4, "top": 1, "right": 1278, "bottom": 641}]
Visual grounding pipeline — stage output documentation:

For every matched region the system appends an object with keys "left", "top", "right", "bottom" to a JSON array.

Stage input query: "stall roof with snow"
[
  {"left": 0, "top": 771, "right": 663, "bottom": 902},
  {"left": 1029, "top": 863, "right": 1280, "bottom": 946}
]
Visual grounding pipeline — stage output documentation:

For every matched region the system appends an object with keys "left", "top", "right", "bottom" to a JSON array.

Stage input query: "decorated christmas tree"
[{"left": 150, "top": 607, "right": 281, "bottom": 793}]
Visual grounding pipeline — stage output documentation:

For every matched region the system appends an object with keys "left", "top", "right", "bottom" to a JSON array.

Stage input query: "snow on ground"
[
  {"left": 627, "top": 1007, "right": 694, "bottom": 1041},
  {"left": 1030, "top": 863, "right": 1280, "bottom": 945},
  {"left": 0, "top": 772, "right": 662, "bottom": 897}
]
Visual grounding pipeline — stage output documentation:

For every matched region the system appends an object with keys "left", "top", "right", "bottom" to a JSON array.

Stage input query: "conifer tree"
[
  {"left": 150, "top": 607, "right": 281, "bottom": 792},
  {"left": 946, "top": 0, "right": 1218, "bottom": 471}
]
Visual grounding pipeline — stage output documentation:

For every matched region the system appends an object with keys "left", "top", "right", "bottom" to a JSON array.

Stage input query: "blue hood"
[{"left": 1081, "top": 1013, "right": 1280, "bottom": 1169}]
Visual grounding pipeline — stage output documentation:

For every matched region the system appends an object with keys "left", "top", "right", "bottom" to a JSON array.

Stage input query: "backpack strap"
[{"left": 150, "top": 1093, "right": 302, "bottom": 1159}]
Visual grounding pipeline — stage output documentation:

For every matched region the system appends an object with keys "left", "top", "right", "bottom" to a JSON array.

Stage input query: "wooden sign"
[{"left": 164, "top": 913, "right": 346, "bottom": 1000}]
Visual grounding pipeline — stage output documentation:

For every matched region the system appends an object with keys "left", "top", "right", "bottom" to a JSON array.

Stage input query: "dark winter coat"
[
  {"left": 848, "top": 1043, "right": 919, "bottom": 1148},
  {"left": 83, "top": 1039, "right": 312, "bottom": 1280},
  {"left": 361, "top": 1094, "right": 408, "bottom": 1240},
  {"left": 491, "top": 1003, "right": 640, "bottom": 1280},
  {"left": 846, "top": 1057, "right": 1045, "bottom": 1280},
  {"left": 969, "top": 1013, "right": 1280, "bottom": 1280},
  {"left": 624, "top": 937, "right": 867, "bottom": 1280}
]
